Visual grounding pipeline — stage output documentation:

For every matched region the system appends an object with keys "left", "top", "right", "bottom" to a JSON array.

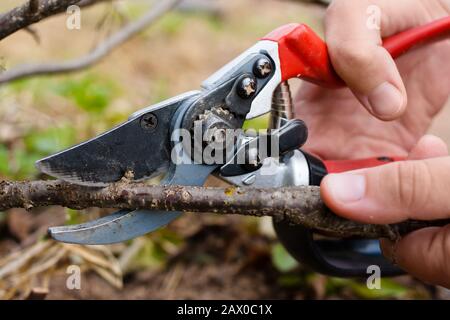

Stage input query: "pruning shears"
[{"left": 36, "top": 16, "right": 450, "bottom": 277}]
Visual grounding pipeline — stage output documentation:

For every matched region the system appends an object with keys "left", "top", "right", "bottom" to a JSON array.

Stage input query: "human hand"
[
  {"left": 322, "top": 135, "right": 450, "bottom": 288},
  {"left": 295, "top": 0, "right": 450, "bottom": 287},
  {"left": 296, "top": 0, "right": 450, "bottom": 160}
]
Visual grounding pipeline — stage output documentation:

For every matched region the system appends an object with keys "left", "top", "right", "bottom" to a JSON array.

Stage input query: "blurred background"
[{"left": 0, "top": 0, "right": 449, "bottom": 299}]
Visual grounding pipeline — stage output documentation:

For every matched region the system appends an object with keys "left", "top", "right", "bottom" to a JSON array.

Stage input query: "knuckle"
[
  {"left": 325, "top": 0, "right": 347, "bottom": 20},
  {"left": 392, "top": 161, "right": 431, "bottom": 212},
  {"left": 329, "top": 42, "right": 374, "bottom": 72}
]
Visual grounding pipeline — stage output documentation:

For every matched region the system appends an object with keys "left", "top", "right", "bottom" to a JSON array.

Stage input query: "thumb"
[
  {"left": 321, "top": 136, "right": 449, "bottom": 224},
  {"left": 325, "top": 0, "right": 407, "bottom": 120},
  {"left": 381, "top": 226, "right": 450, "bottom": 289}
]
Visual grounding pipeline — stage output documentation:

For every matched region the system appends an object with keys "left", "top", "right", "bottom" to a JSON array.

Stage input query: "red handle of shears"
[
  {"left": 263, "top": 16, "right": 450, "bottom": 86},
  {"left": 263, "top": 16, "right": 450, "bottom": 173},
  {"left": 323, "top": 157, "right": 406, "bottom": 174}
]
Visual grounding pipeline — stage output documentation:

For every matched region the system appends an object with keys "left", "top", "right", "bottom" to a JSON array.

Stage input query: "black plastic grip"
[{"left": 273, "top": 151, "right": 404, "bottom": 277}]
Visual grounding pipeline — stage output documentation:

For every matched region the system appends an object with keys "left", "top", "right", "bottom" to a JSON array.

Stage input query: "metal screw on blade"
[
  {"left": 236, "top": 76, "right": 257, "bottom": 99},
  {"left": 253, "top": 58, "right": 272, "bottom": 78},
  {"left": 140, "top": 113, "right": 158, "bottom": 131}
]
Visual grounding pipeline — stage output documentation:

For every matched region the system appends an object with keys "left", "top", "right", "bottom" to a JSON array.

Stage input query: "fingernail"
[
  {"left": 325, "top": 174, "right": 366, "bottom": 203},
  {"left": 367, "top": 82, "right": 404, "bottom": 118}
]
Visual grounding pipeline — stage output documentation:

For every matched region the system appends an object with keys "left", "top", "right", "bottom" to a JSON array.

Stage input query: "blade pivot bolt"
[
  {"left": 253, "top": 58, "right": 272, "bottom": 78},
  {"left": 140, "top": 113, "right": 158, "bottom": 131},
  {"left": 236, "top": 76, "right": 257, "bottom": 99}
]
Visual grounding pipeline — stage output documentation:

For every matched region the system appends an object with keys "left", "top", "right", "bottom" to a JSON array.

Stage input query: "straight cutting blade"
[{"left": 36, "top": 91, "right": 199, "bottom": 186}]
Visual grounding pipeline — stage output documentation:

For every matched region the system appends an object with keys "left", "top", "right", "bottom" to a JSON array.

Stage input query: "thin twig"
[
  {"left": 0, "top": 179, "right": 448, "bottom": 241},
  {"left": 0, "top": 0, "right": 181, "bottom": 84}
]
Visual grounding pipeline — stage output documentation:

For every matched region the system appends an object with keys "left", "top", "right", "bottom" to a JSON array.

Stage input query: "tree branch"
[
  {"left": 0, "top": 179, "right": 448, "bottom": 241},
  {"left": 28, "top": 0, "right": 40, "bottom": 14},
  {"left": 0, "top": 0, "right": 82, "bottom": 41},
  {"left": 0, "top": 0, "right": 115, "bottom": 41},
  {"left": 0, "top": 0, "right": 181, "bottom": 84}
]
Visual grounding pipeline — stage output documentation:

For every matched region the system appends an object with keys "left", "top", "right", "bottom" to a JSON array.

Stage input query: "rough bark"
[
  {"left": 0, "top": 0, "right": 114, "bottom": 41},
  {"left": 0, "top": 179, "right": 448, "bottom": 241},
  {"left": 0, "top": 0, "right": 82, "bottom": 41}
]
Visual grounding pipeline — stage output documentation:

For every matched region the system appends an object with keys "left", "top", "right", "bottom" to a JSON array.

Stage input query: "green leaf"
[
  {"left": 278, "top": 274, "right": 304, "bottom": 288},
  {"left": 0, "top": 144, "right": 10, "bottom": 175},
  {"left": 0, "top": 143, "right": 43, "bottom": 179},
  {"left": 24, "top": 125, "right": 76, "bottom": 155},
  {"left": 133, "top": 240, "right": 167, "bottom": 269},
  {"left": 12, "top": 149, "right": 41, "bottom": 179},
  {"left": 65, "top": 208, "right": 83, "bottom": 225},
  {"left": 156, "top": 228, "right": 184, "bottom": 246},
  {"left": 242, "top": 115, "right": 269, "bottom": 130},
  {"left": 271, "top": 243, "right": 298, "bottom": 273},
  {"left": 350, "top": 278, "right": 408, "bottom": 299},
  {"left": 7, "top": 77, "right": 51, "bottom": 94},
  {"left": 56, "top": 75, "right": 117, "bottom": 114},
  {"left": 326, "top": 277, "right": 408, "bottom": 299},
  {"left": 157, "top": 12, "right": 186, "bottom": 36}
]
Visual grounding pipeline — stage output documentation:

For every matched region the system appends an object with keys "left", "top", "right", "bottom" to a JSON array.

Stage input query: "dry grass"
[{"left": 0, "top": 239, "right": 123, "bottom": 299}]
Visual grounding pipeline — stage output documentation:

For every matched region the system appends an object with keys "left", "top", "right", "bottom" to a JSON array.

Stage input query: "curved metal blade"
[
  {"left": 36, "top": 91, "right": 200, "bottom": 186},
  {"left": 49, "top": 210, "right": 181, "bottom": 245}
]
